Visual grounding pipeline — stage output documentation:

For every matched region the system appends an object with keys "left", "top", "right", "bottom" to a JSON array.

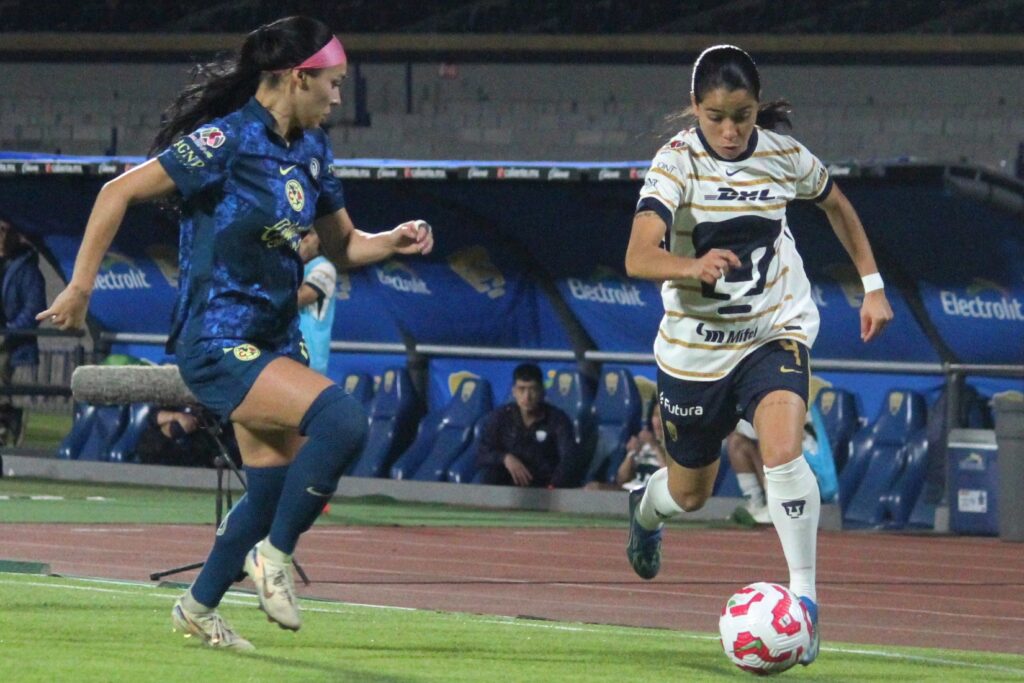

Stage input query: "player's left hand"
[
  {"left": 392, "top": 219, "right": 434, "bottom": 256},
  {"left": 860, "top": 290, "right": 893, "bottom": 342}
]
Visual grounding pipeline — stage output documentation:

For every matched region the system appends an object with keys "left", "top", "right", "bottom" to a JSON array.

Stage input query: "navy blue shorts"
[
  {"left": 176, "top": 339, "right": 309, "bottom": 419},
  {"left": 657, "top": 340, "right": 810, "bottom": 469}
]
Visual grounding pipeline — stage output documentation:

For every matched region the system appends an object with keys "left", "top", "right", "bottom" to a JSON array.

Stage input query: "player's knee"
[
  {"left": 677, "top": 491, "right": 709, "bottom": 512},
  {"left": 299, "top": 385, "right": 368, "bottom": 476}
]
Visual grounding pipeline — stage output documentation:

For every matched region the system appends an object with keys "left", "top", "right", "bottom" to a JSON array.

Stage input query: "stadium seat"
[
  {"left": 446, "top": 414, "right": 490, "bottom": 483},
  {"left": 544, "top": 368, "right": 597, "bottom": 487},
  {"left": 389, "top": 411, "right": 444, "bottom": 480},
  {"left": 878, "top": 429, "right": 929, "bottom": 529},
  {"left": 814, "top": 387, "right": 859, "bottom": 473},
  {"left": 58, "top": 403, "right": 130, "bottom": 461},
  {"left": 107, "top": 403, "right": 155, "bottom": 464},
  {"left": 584, "top": 367, "right": 642, "bottom": 485},
  {"left": 342, "top": 372, "right": 376, "bottom": 411},
  {"left": 407, "top": 377, "right": 493, "bottom": 482},
  {"left": 712, "top": 439, "right": 742, "bottom": 497},
  {"left": 348, "top": 367, "right": 422, "bottom": 478},
  {"left": 842, "top": 389, "right": 928, "bottom": 528}
]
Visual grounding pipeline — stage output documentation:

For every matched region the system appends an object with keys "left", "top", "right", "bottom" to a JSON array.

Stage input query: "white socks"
[
  {"left": 635, "top": 467, "right": 683, "bottom": 530},
  {"left": 764, "top": 456, "right": 820, "bottom": 601},
  {"left": 736, "top": 472, "right": 766, "bottom": 508}
]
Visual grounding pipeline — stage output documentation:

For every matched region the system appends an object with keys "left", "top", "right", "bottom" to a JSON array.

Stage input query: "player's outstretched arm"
[
  {"left": 37, "top": 159, "right": 176, "bottom": 330},
  {"left": 625, "top": 210, "right": 740, "bottom": 284},
  {"left": 315, "top": 208, "right": 433, "bottom": 271},
  {"left": 817, "top": 182, "right": 894, "bottom": 342}
]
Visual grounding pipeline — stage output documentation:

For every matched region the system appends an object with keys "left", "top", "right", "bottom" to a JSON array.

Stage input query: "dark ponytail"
[
  {"left": 686, "top": 44, "right": 792, "bottom": 131},
  {"left": 150, "top": 16, "right": 335, "bottom": 154}
]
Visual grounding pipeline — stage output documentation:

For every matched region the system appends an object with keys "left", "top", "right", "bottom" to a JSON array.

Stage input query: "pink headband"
[{"left": 295, "top": 35, "right": 347, "bottom": 70}]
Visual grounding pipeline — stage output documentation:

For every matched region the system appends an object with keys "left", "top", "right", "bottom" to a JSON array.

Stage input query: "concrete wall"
[{"left": 1, "top": 61, "right": 1020, "bottom": 171}]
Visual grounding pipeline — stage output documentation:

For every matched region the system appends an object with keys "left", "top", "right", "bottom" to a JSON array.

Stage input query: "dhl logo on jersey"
[{"left": 703, "top": 187, "right": 779, "bottom": 202}]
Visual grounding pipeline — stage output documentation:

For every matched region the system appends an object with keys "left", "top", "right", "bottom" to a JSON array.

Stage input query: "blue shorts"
[
  {"left": 657, "top": 340, "right": 810, "bottom": 469},
  {"left": 176, "top": 339, "right": 309, "bottom": 419}
]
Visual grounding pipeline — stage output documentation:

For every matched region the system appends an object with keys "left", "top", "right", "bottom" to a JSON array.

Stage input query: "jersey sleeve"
[
  {"left": 156, "top": 120, "right": 238, "bottom": 200},
  {"left": 304, "top": 259, "right": 337, "bottom": 299},
  {"left": 315, "top": 138, "right": 346, "bottom": 218},
  {"left": 636, "top": 147, "right": 685, "bottom": 227},
  {"left": 792, "top": 141, "right": 833, "bottom": 202}
]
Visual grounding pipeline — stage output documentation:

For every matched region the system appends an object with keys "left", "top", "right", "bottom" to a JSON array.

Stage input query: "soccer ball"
[{"left": 719, "top": 582, "right": 812, "bottom": 675}]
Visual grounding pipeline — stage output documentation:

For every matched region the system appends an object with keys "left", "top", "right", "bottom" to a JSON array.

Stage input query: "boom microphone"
[{"left": 70, "top": 365, "right": 198, "bottom": 406}]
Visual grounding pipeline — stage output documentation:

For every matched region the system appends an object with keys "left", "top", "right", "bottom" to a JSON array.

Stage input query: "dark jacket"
[
  {"left": 476, "top": 402, "right": 577, "bottom": 487},
  {"left": 1, "top": 246, "right": 46, "bottom": 366}
]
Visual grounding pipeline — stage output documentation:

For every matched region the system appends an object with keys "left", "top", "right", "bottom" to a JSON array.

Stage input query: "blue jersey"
[{"left": 157, "top": 97, "right": 346, "bottom": 355}]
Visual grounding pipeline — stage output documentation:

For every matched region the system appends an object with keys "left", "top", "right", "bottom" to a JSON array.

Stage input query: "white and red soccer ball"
[{"left": 719, "top": 582, "right": 813, "bottom": 675}]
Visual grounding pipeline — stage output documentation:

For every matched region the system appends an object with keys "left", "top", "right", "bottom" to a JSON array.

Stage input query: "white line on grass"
[{"left": 4, "top": 575, "right": 1023, "bottom": 676}]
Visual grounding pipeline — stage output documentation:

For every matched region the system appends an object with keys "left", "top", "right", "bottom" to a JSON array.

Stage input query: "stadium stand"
[
  {"left": 814, "top": 388, "right": 860, "bottom": 474},
  {"left": 348, "top": 367, "right": 422, "bottom": 479},
  {"left": 56, "top": 403, "right": 128, "bottom": 462},
  {"left": 877, "top": 430, "right": 930, "bottom": 529},
  {"left": 407, "top": 377, "right": 493, "bottom": 482},
  {"left": 342, "top": 371, "right": 376, "bottom": 412},
  {"left": 842, "top": 389, "right": 928, "bottom": 528},
  {"left": 106, "top": 402, "right": 154, "bottom": 464},
  {"left": 584, "top": 367, "right": 642, "bottom": 485},
  {"left": 543, "top": 368, "right": 597, "bottom": 486}
]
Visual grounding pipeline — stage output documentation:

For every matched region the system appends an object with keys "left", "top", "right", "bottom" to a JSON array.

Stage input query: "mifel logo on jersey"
[
  {"left": 227, "top": 344, "right": 261, "bottom": 361},
  {"left": 285, "top": 179, "right": 305, "bottom": 211}
]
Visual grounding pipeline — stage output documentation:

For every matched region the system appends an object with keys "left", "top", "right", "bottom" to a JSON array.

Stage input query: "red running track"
[{"left": 1, "top": 523, "right": 1022, "bottom": 654}]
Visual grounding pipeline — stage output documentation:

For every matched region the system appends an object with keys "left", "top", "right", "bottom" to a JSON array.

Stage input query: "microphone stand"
[{"left": 148, "top": 411, "right": 310, "bottom": 586}]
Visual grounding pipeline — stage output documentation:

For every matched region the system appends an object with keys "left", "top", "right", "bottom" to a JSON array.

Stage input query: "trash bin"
[
  {"left": 948, "top": 429, "right": 999, "bottom": 536},
  {"left": 994, "top": 392, "right": 1024, "bottom": 542}
]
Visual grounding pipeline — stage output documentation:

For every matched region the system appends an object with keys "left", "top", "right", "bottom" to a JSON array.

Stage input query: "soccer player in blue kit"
[
  {"left": 624, "top": 45, "right": 893, "bottom": 666},
  {"left": 40, "top": 16, "right": 433, "bottom": 650}
]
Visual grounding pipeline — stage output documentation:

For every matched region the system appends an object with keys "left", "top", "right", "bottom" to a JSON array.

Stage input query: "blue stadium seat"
[
  {"left": 107, "top": 403, "right": 155, "bottom": 464},
  {"left": 814, "top": 387, "right": 859, "bottom": 473},
  {"left": 585, "top": 367, "right": 642, "bottom": 484},
  {"left": 545, "top": 368, "right": 597, "bottom": 487},
  {"left": 58, "top": 403, "right": 130, "bottom": 461},
  {"left": 408, "top": 377, "right": 493, "bottom": 482},
  {"left": 348, "top": 367, "right": 421, "bottom": 478},
  {"left": 712, "top": 439, "right": 742, "bottom": 497},
  {"left": 56, "top": 402, "right": 97, "bottom": 460},
  {"left": 389, "top": 411, "right": 444, "bottom": 480},
  {"left": 842, "top": 389, "right": 927, "bottom": 528},
  {"left": 878, "top": 430, "right": 929, "bottom": 529},
  {"left": 446, "top": 414, "right": 490, "bottom": 483},
  {"left": 342, "top": 371, "right": 376, "bottom": 411}
]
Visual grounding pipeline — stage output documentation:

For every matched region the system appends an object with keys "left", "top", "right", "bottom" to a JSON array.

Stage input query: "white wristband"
[{"left": 861, "top": 273, "right": 884, "bottom": 293}]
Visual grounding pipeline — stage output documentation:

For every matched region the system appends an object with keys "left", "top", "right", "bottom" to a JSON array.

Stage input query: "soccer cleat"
[
  {"left": 245, "top": 542, "right": 301, "bottom": 631},
  {"left": 626, "top": 487, "right": 662, "bottom": 580},
  {"left": 171, "top": 597, "right": 254, "bottom": 651},
  {"left": 799, "top": 595, "right": 820, "bottom": 665}
]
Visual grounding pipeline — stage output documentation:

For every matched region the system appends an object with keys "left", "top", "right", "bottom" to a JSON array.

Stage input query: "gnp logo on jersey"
[
  {"left": 702, "top": 187, "right": 779, "bottom": 202},
  {"left": 285, "top": 179, "right": 305, "bottom": 211},
  {"left": 448, "top": 245, "right": 506, "bottom": 299},
  {"left": 781, "top": 499, "right": 806, "bottom": 518},
  {"left": 939, "top": 278, "right": 1024, "bottom": 322},
  {"left": 376, "top": 261, "right": 431, "bottom": 295},
  {"left": 658, "top": 391, "right": 703, "bottom": 418},
  {"left": 94, "top": 252, "right": 152, "bottom": 291},
  {"left": 567, "top": 267, "right": 647, "bottom": 307}
]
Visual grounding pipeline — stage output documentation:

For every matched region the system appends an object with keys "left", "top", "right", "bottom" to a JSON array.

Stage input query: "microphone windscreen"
[{"left": 71, "top": 365, "right": 198, "bottom": 406}]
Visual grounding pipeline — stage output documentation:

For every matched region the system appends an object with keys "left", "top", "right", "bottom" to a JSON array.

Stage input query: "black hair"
[
  {"left": 151, "top": 15, "right": 334, "bottom": 154},
  {"left": 513, "top": 363, "right": 544, "bottom": 386},
  {"left": 688, "top": 44, "right": 791, "bottom": 131}
]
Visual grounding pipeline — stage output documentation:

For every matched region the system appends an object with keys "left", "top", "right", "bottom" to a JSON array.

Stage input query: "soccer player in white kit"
[{"left": 623, "top": 45, "right": 893, "bottom": 666}]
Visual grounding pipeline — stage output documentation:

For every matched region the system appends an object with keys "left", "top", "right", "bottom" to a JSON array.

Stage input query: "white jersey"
[{"left": 637, "top": 126, "right": 830, "bottom": 381}]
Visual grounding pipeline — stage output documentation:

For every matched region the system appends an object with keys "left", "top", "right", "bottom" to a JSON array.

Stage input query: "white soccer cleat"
[
  {"left": 245, "top": 542, "right": 301, "bottom": 631},
  {"left": 171, "top": 597, "right": 254, "bottom": 651}
]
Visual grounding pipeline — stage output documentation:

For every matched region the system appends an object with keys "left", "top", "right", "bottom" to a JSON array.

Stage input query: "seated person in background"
[
  {"left": 586, "top": 404, "right": 668, "bottom": 492},
  {"left": 477, "top": 363, "right": 577, "bottom": 488},
  {"left": 135, "top": 407, "right": 230, "bottom": 468}
]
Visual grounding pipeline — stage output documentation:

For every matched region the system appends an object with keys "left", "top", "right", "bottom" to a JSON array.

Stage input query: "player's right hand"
[
  {"left": 36, "top": 284, "right": 91, "bottom": 330},
  {"left": 687, "top": 249, "right": 742, "bottom": 285}
]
